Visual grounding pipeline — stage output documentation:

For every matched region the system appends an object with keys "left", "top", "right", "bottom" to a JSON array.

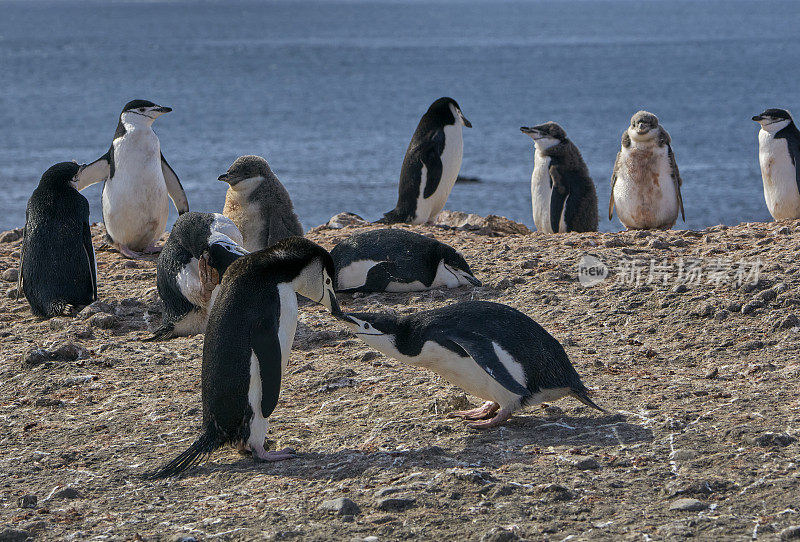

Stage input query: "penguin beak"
[
  {"left": 465, "top": 274, "right": 482, "bottom": 287},
  {"left": 520, "top": 127, "right": 541, "bottom": 139},
  {"left": 154, "top": 106, "right": 172, "bottom": 113},
  {"left": 461, "top": 112, "right": 472, "bottom": 128},
  {"left": 322, "top": 288, "right": 340, "bottom": 314},
  {"left": 752, "top": 115, "right": 763, "bottom": 122},
  {"left": 334, "top": 312, "right": 357, "bottom": 325},
  {"left": 218, "top": 173, "right": 229, "bottom": 183}
]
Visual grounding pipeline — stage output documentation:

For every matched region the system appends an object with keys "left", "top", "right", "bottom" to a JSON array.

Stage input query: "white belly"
[
  {"left": 531, "top": 154, "right": 556, "bottom": 233},
  {"left": 413, "top": 124, "right": 463, "bottom": 224},
  {"left": 103, "top": 131, "right": 169, "bottom": 250},
  {"left": 613, "top": 145, "right": 678, "bottom": 230},
  {"left": 758, "top": 131, "right": 800, "bottom": 220},
  {"left": 336, "top": 259, "right": 381, "bottom": 290},
  {"left": 223, "top": 181, "right": 265, "bottom": 252}
]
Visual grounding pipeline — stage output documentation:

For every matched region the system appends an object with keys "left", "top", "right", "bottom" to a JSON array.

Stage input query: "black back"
[
  {"left": 774, "top": 120, "right": 800, "bottom": 193},
  {"left": 22, "top": 162, "right": 96, "bottom": 317},
  {"left": 544, "top": 140, "right": 599, "bottom": 233}
]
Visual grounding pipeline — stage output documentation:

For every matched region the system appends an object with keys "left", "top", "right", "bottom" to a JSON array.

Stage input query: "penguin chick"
[
  {"left": 336, "top": 301, "right": 604, "bottom": 429},
  {"left": 150, "top": 237, "right": 339, "bottom": 478},
  {"left": 20, "top": 162, "right": 97, "bottom": 318},
  {"left": 220, "top": 155, "right": 303, "bottom": 252}
]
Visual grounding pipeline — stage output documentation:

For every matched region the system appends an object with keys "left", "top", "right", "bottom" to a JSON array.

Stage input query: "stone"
[
  {"left": 375, "top": 497, "right": 415, "bottom": 511},
  {"left": 53, "top": 343, "right": 85, "bottom": 361},
  {"left": 779, "top": 314, "right": 800, "bottom": 329},
  {"left": 672, "top": 284, "right": 688, "bottom": 293},
  {"left": 670, "top": 449, "right": 699, "bottom": 461},
  {"left": 19, "top": 495, "right": 37, "bottom": 509},
  {"left": 669, "top": 498, "right": 707, "bottom": 511},
  {"left": 665, "top": 478, "right": 737, "bottom": 497},
  {"left": 0, "top": 528, "right": 30, "bottom": 542},
  {"left": 319, "top": 497, "right": 360, "bottom": 516},
  {"left": 2, "top": 268, "right": 19, "bottom": 282},
  {"left": 171, "top": 537, "right": 198, "bottom": 542},
  {"left": 480, "top": 527, "right": 521, "bottom": 542},
  {"left": 0, "top": 228, "right": 23, "bottom": 243},
  {"left": 21, "top": 349, "right": 49, "bottom": 367},
  {"left": 53, "top": 487, "right": 81, "bottom": 499},
  {"left": 574, "top": 457, "right": 601, "bottom": 470},
  {"left": 538, "top": 484, "right": 576, "bottom": 502},
  {"left": 748, "top": 433, "right": 797, "bottom": 447},
  {"left": 434, "top": 210, "right": 531, "bottom": 236},
  {"left": 89, "top": 313, "right": 118, "bottom": 329},
  {"left": 326, "top": 212, "right": 369, "bottom": 229},
  {"left": 77, "top": 300, "right": 114, "bottom": 320},
  {"left": 360, "top": 351, "right": 380, "bottom": 363},
  {"left": 780, "top": 526, "right": 800, "bottom": 540},
  {"left": 741, "top": 300, "right": 763, "bottom": 315}
]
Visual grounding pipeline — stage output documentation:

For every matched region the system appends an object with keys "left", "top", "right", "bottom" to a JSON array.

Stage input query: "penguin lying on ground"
[
  {"left": 380, "top": 97, "right": 471, "bottom": 225},
  {"left": 147, "top": 212, "right": 248, "bottom": 340},
  {"left": 520, "top": 122, "right": 598, "bottom": 233},
  {"left": 330, "top": 228, "right": 481, "bottom": 292},
  {"left": 19, "top": 162, "right": 97, "bottom": 318},
  {"left": 752, "top": 108, "right": 800, "bottom": 220},
  {"left": 74, "top": 100, "right": 189, "bottom": 258},
  {"left": 609, "top": 111, "right": 685, "bottom": 230},
  {"left": 220, "top": 155, "right": 303, "bottom": 252},
  {"left": 150, "top": 237, "right": 339, "bottom": 478},
  {"left": 335, "top": 301, "right": 604, "bottom": 428}
]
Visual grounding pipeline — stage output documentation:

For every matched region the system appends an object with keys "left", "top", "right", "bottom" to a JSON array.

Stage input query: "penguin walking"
[
  {"left": 609, "top": 111, "right": 685, "bottom": 230},
  {"left": 150, "top": 237, "right": 339, "bottom": 477},
  {"left": 380, "top": 97, "right": 471, "bottom": 225},
  {"left": 19, "top": 162, "right": 97, "bottom": 317},
  {"left": 520, "top": 122, "right": 598, "bottom": 233},
  {"left": 331, "top": 228, "right": 480, "bottom": 292},
  {"left": 74, "top": 99, "right": 189, "bottom": 258},
  {"left": 148, "top": 212, "right": 248, "bottom": 340},
  {"left": 336, "top": 301, "right": 604, "bottom": 428},
  {"left": 752, "top": 108, "right": 800, "bottom": 220},
  {"left": 220, "top": 155, "right": 303, "bottom": 252}
]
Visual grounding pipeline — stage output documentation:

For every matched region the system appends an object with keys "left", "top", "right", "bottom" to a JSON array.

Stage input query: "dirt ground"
[{"left": 1, "top": 215, "right": 799, "bottom": 541}]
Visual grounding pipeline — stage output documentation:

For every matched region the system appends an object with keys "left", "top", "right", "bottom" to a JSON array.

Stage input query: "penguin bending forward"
[
  {"left": 150, "top": 237, "right": 339, "bottom": 477},
  {"left": 220, "top": 155, "right": 303, "bottom": 252},
  {"left": 148, "top": 212, "right": 248, "bottom": 341},
  {"left": 74, "top": 100, "right": 189, "bottom": 258},
  {"left": 330, "top": 228, "right": 481, "bottom": 292},
  {"left": 752, "top": 108, "right": 800, "bottom": 220},
  {"left": 609, "top": 111, "right": 685, "bottom": 230},
  {"left": 380, "top": 97, "right": 471, "bottom": 225},
  {"left": 19, "top": 162, "right": 97, "bottom": 318},
  {"left": 336, "top": 301, "right": 604, "bottom": 428},
  {"left": 520, "top": 122, "right": 598, "bottom": 233}
]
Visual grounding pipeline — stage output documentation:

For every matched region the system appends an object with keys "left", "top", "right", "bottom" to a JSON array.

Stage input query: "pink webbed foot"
[
  {"left": 448, "top": 401, "right": 499, "bottom": 421},
  {"left": 464, "top": 408, "right": 513, "bottom": 429},
  {"left": 117, "top": 244, "right": 145, "bottom": 259},
  {"left": 252, "top": 444, "right": 297, "bottom": 462},
  {"left": 198, "top": 253, "right": 220, "bottom": 305},
  {"left": 143, "top": 243, "right": 162, "bottom": 254}
]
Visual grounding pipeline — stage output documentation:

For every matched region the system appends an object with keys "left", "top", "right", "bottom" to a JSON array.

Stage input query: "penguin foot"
[
  {"left": 198, "top": 253, "right": 221, "bottom": 304},
  {"left": 143, "top": 243, "right": 163, "bottom": 255},
  {"left": 253, "top": 447, "right": 297, "bottom": 462},
  {"left": 448, "top": 401, "right": 499, "bottom": 420},
  {"left": 464, "top": 408, "right": 513, "bottom": 429},
  {"left": 117, "top": 244, "right": 146, "bottom": 259}
]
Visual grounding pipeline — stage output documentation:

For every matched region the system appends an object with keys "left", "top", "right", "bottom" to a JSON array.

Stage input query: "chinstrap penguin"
[
  {"left": 336, "top": 301, "right": 604, "bottom": 428},
  {"left": 148, "top": 212, "right": 248, "bottom": 341},
  {"left": 74, "top": 99, "right": 189, "bottom": 258},
  {"left": 19, "top": 162, "right": 97, "bottom": 318},
  {"left": 380, "top": 97, "right": 471, "bottom": 225},
  {"left": 220, "top": 155, "right": 303, "bottom": 252},
  {"left": 752, "top": 108, "right": 800, "bottom": 220},
  {"left": 609, "top": 111, "right": 685, "bottom": 230},
  {"left": 331, "top": 228, "right": 480, "bottom": 292},
  {"left": 520, "top": 122, "right": 598, "bottom": 233},
  {"left": 150, "top": 237, "right": 339, "bottom": 477}
]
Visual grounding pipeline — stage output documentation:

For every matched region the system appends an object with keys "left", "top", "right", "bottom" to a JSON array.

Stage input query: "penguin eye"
[
  {"left": 364, "top": 323, "right": 371, "bottom": 330},
  {"left": 326, "top": 278, "right": 331, "bottom": 285},
  {"left": 138, "top": 108, "right": 146, "bottom": 112}
]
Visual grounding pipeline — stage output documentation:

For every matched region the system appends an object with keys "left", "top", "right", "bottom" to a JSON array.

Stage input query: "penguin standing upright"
[
  {"left": 752, "top": 108, "right": 800, "bottom": 220},
  {"left": 74, "top": 99, "right": 189, "bottom": 258},
  {"left": 19, "top": 162, "right": 97, "bottom": 318},
  {"left": 148, "top": 212, "right": 248, "bottom": 340},
  {"left": 150, "top": 237, "right": 339, "bottom": 477},
  {"left": 336, "top": 301, "right": 604, "bottom": 428},
  {"left": 609, "top": 111, "right": 685, "bottom": 230},
  {"left": 520, "top": 122, "right": 598, "bottom": 233},
  {"left": 380, "top": 97, "right": 472, "bottom": 225},
  {"left": 220, "top": 155, "right": 303, "bottom": 252}
]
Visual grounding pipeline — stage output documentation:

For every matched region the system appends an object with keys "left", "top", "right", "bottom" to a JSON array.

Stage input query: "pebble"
[
  {"left": 705, "top": 367, "right": 719, "bottom": 379},
  {"left": 360, "top": 351, "right": 380, "bottom": 363},
  {"left": 537, "top": 484, "right": 576, "bottom": 502},
  {"left": 89, "top": 313, "right": 118, "bottom": 329},
  {"left": 362, "top": 537, "right": 379, "bottom": 542},
  {"left": 741, "top": 300, "right": 763, "bottom": 315},
  {"left": 779, "top": 314, "right": 800, "bottom": 330},
  {"left": 6, "top": 287, "right": 17, "bottom": 298},
  {"left": 375, "top": 497, "right": 415, "bottom": 512},
  {"left": 0, "top": 528, "right": 30, "bottom": 542},
  {"left": 171, "top": 537, "right": 198, "bottom": 542},
  {"left": 0, "top": 228, "right": 23, "bottom": 243},
  {"left": 669, "top": 498, "right": 708, "bottom": 511},
  {"left": 780, "top": 526, "right": 800, "bottom": 540},
  {"left": 670, "top": 449, "right": 699, "bottom": 461},
  {"left": 2, "top": 268, "right": 19, "bottom": 282},
  {"left": 19, "top": 495, "right": 37, "bottom": 509},
  {"left": 21, "top": 349, "right": 49, "bottom": 367},
  {"left": 714, "top": 309, "right": 729, "bottom": 321},
  {"left": 480, "top": 528, "right": 520, "bottom": 542},
  {"left": 54, "top": 487, "right": 81, "bottom": 499},
  {"left": 574, "top": 457, "right": 601, "bottom": 470},
  {"left": 749, "top": 433, "right": 797, "bottom": 448},
  {"left": 672, "top": 284, "right": 688, "bottom": 294},
  {"left": 53, "top": 343, "right": 85, "bottom": 361},
  {"left": 319, "top": 497, "right": 361, "bottom": 516}
]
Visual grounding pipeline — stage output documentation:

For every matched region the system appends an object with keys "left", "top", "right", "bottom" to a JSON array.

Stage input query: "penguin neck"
[
  {"left": 627, "top": 128, "right": 658, "bottom": 146},
  {"left": 760, "top": 119, "right": 791, "bottom": 135},
  {"left": 227, "top": 176, "right": 263, "bottom": 197},
  {"left": 120, "top": 112, "right": 156, "bottom": 133}
]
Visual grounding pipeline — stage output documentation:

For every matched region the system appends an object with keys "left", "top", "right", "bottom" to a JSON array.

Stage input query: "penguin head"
[
  {"left": 120, "top": 99, "right": 172, "bottom": 126},
  {"left": 628, "top": 111, "right": 660, "bottom": 139},
  {"left": 39, "top": 161, "right": 81, "bottom": 191},
  {"left": 218, "top": 155, "right": 274, "bottom": 188},
  {"left": 263, "top": 237, "right": 339, "bottom": 314},
  {"left": 442, "top": 252, "right": 482, "bottom": 287},
  {"left": 520, "top": 122, "right": 566, "bottom": 150},
  {"left": 428, "top": 97, "right": 472, "bottom": 128},
  {"left": 206, "top": 243, "right": 246, "bottom": 277},
  {"left": 752, "top": 108, "right": 793, "bottom": 132},
  {"left": 335, "top": 311, "right": 400, "bottom": 350}
]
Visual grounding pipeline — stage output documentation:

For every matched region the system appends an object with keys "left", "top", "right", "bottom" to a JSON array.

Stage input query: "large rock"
[
  {"left": 319, "top": 497, "right": 360, "bottom": 516},
  {"left": 434, "top": 211, "right": 531, "bottom": 236},
  {"left": 325, "top": 212, "right": 369, "bottom": 229}
]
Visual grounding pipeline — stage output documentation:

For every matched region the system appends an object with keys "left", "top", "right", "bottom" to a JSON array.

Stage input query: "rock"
[
  {"left": 316, "top": 376, "right": 356, "bottom": 393},
  {"left": 740, "top": 340, "right": 764, "bottom": 351},
  {"left": 490, "top": 484, "right": 517, "bottom": 498},
  {"left": 0, "top": 528, "right": 30, "bottom": 542},
  {"left": 326, "top": 212, "right": 369, "bottom": 229},
  {"left": 780, "top": 526, "right": 800, "bottom": 540},
  {"left": 774, "top": 282, "right": 789, "bottom": 295},
  {"left": 574, "top": 457, "right": 601, "bottom": 470},
  {"left": 447, "top": 468, "right": 494, "bottom": 484},
  {"left": 19, "top": 495, "right": 37, "bottom": 509},
  {"left": 672, "top": 284, "right": 688, "bottom": 294},
  {"left": 495, "top": 278, "right": 512, "bottom": 289},
  {"left": 434, "top": 210, "right": 531, "bottom": 236},
  {"left": 705, "top": 367, "right": 719, "bottom": 379},
  {"left": 171, "top": 537, "right": 198, "bottom": 542},
  {"left": 21, "top": 349, "right": 49, "bottom": 367},
  {"left": 374, "top": 487, "right": 406, "bottom": 498},
  {"left": 748, "top": 432, "right": 797, "bottom": 447},
  {"left": 2, "top": 268, "right": 19, "bottom": 282},
  {"left": 714, "top": 309, "right": 729, "bottom": 321},
  {"left": 480, "top": 527, "right": 520, "bottom": 542},
  {"left": 319, "top": 497, "right": 360, "bottom": 516},
  {"left": 665, "top": 478, "right": 737, "bottom": 498},
  {"left": 669, "top": 498, "right": 707, "bottom": 511},
  {"left": 53, "top": 343, "right": 85, "bottom": 361},
  {"left": 360, "top": 351, "right": 380, "bottom": 363},
  {"left": 375, "top": 497, "right": 415, "bottom": 511},
  {"left": 362, "top": 537, "right": 379, "bottom": 542},
  {"left": 779, "top": 314, "right": 800, "bottom": 329},
  {"left": 741, "top": 300, "right": 763, "bottom": 315},
  {"left": 604, "top": 237, "right": 627, "bottom": 248},
  {"left": 649, "top": 239, "right": 670, "bottom": 249},
  {"left": 89, "top": 313, "right": 118, "bottom": 329},
  {"left": 670, "top": 449, "right": 699, "bottom": 461},
  {"left": 6, "top": 287, "right": 18, "bottom": 298},
  {"left": 0, "top": 228, "right": 23, "bottom": 243},
  {"left": 757, "top": 289, "right": 777, "bottom": 303},
  {"left": 77, "top": 300, "right": 114, "bottom": 320},
  {"left": 53, "top": 487, "right": 81, "bottom": 499},
  {"left": 537, "top": 483, "right": 576, "bottom": 502}
]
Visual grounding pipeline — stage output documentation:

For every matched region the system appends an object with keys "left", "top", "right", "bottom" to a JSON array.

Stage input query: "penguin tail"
[
  {"left": 376, "top": 209, "right": 404, "bottom": 224},
  {"left": 143, "top": 324, "right": 175, "bottom": 342},
  {"left": 571, "top": 389, "right": 606, "bottom": 413},
  {"left": 149, "top": 431, "right": 218, "bottom": 479}
]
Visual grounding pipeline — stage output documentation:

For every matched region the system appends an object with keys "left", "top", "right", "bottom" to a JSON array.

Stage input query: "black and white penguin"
[
  {"left": 220, "top": 155, "right": 303, "bottom": 252},
  {"left": 19, "top": 162, "right": 97, "bottom": 318},
  {"left": 335, "top": 301, "right": 604, "bottom": 428},
  {"left": 331, "top": 228, "right": 480, "bottom": 292},
  {"left": 520, "top": 122, "right": 598, "bottom": 233},
  {"left": 148, "top": 212, "right": 248, "bottom": 341},
  {"left": 752, "top": 108, "right": 800, "bottom": 220},
  {"left": 609, "top": 111, "right": 685, "bottom": 230},
  {"left": 74, "top": 99, "right": 189, "bottom": 258},
  {"left": 380, "top": 97, "right": 472, "bottom": 225},
  {"left": 150, "top": 237, "right": 339, "bottom": 477}
]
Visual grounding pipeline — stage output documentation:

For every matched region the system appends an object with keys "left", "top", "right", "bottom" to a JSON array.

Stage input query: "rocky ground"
[{"left": 1, "top": 214, "right": 799, "bottom": 541}]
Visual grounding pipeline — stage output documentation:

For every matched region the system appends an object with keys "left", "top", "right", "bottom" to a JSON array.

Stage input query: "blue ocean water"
[{"left": 1, "top": 0, "right": 798, "bottom": 232}]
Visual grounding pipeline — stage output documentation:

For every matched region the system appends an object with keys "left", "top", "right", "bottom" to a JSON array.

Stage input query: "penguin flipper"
[
  {"left": 609, "top": 151, "right": 622, "bottom": 220},
  {"left": 443, "top": 331, "right": 531, "bottom": 398},
  {"left": 667, "top": 144, "right": 685, "bottom": 222},
  {"left": 266, "top": 212, "right": 303, "bottom": 247},
  {"left": 548, "top": 165, "right": 568, "bottom": 233},
  {"left": 252, "top": 317, "right": 283, "bottom": 419},
  {"left": 83, "top": 221, "right": 97, "bottom": 301},
  {"left": 419, "top": 130, "right": 446, "bottom": 199},
  {"left": 161, "top": 153, "right": 189, "bottom": 215},
  {"left": 16, "top": 224, "right": 24, "bottom": 301},
  {"left": 74, "top": 152, "right": 111, "bottom": 191}
]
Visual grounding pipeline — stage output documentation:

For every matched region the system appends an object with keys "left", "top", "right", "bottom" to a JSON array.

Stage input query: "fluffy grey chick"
[{"left": 220, "top": 155, "right": 303, "bottom": 251}]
